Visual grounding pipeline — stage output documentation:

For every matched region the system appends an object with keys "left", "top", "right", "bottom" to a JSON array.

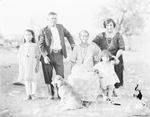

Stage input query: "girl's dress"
[
  {"left": 93, "top": 62, "right": 120, "bottom": 88},
  {"left": 68, "top": 43, "right": 101, "bottom": 101},
  {"left": 18, "top": 43, "right": 40, "bottom": 82}
]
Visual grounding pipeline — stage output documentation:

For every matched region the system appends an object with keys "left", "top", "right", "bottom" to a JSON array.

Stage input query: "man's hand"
[{"left": 44, "top": 56, "right": 50, "bottom": 64}]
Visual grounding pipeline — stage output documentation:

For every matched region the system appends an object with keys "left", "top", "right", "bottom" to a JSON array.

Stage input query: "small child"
[
  {"left": 93, "top": 50, "right": 120, "bottom": 102},
  {"left": 18, "top": 29, "right": 40, "bottom": 100}
]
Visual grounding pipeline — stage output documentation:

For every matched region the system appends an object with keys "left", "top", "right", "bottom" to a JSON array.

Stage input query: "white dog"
[{"left": 51, "top": 75, "right": 83, "bottom": 110}]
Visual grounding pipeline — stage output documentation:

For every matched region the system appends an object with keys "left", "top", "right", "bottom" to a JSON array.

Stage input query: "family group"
[{"left": 13, "top": 12, "right": 125, "bottom": 103}]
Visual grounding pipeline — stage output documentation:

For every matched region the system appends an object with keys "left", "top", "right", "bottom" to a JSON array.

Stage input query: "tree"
[{"left": 95, "top": 0, "right": 150, "bottom": 50}]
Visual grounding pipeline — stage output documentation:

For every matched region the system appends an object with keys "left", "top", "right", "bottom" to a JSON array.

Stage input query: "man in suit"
[{"left": 38, "top": 12, "right": 75, "bottom": 100}]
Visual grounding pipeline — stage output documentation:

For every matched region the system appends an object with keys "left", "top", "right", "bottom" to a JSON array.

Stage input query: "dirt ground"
[{"left": 0, "top": 46, "right": 150, "bottom": 117}]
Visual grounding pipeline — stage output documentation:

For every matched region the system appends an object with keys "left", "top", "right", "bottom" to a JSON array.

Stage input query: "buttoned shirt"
[{"left": 50, "top": 26, "right": 62, "bottom": 50}]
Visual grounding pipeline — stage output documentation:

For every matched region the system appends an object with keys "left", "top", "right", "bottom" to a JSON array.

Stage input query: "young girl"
[
  {"left": 93, "top": 50, "right": 120, "bottom": 102},
  {"left": 18, "top": 29, "right": 40, "bottom": 100}
]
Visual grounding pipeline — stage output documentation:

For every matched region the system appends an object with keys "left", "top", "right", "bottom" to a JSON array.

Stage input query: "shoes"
[
  {"left": 114, "top": 83, "right": 123, "bottom": 88},
  {"left": 24, "top": 95, "right": 32, "bottom": 101},
  {"left": 13, "top": 82, "right": 25, "bottom": 86},
  {"left": 113, "top": 89, "right": 120, "bottom": 97}
]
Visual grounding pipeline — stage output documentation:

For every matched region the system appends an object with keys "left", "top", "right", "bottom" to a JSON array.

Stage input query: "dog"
[{"left": 51, "top": 75, "right": 83, "bottom": 110}]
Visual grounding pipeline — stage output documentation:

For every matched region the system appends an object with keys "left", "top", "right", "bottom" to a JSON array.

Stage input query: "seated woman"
[{"left": 68, "top": 30, "right": 101, "bottom": 102}]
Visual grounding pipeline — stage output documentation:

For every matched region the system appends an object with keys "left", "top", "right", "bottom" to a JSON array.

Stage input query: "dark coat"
[{"left": 38, "top": 24, "right": 75, "bottom": 63}]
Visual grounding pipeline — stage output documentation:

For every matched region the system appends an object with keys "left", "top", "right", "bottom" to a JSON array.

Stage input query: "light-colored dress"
[
  {"left": 68, "top": 43, "right": 101, "bottom": 101},
  {"left": 18, "top": 43, "right": 40, "bottom": 82},
  {"left": 93, "top": 62, "right": 120, "bottom": 88}
]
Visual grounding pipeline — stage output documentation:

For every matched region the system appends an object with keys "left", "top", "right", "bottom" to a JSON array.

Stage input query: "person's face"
[
  {"left": 47, "top": 14, "right": 57, "bottom": 27},
  {"left": 80, "top": 32, "right": 89, "bottom": 43},
  {"left": 101, "top": 56, "right": 109, "bottom": 63},
  {"left": 24, "top": 31, "right": 33, "bottom": 42},
  {"left": 106, "top": 22, "right": 114, "bottom": 33}
]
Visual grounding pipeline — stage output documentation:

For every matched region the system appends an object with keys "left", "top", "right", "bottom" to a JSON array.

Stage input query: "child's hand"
[
  {"left": 111, "top": 55, "right": 116, "bottom": 59},
  {"left": 35, "top": 64, "right": 39, "bottom": 73},
  {"left": 111, "top": 55, "right": 120, "bottom": 64}
]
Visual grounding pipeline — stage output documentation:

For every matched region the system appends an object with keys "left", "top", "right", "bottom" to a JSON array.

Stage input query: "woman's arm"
[
  {"left": 116, "top": 33, "right": 125, "bottom": 58},
  {"left": 116, "top": 49, "right": 123, "bottom": 58}
]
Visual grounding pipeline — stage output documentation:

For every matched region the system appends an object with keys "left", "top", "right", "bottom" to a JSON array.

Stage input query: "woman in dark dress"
[{"left": 92, "top": 18, "right": 125, "bottom": 89}]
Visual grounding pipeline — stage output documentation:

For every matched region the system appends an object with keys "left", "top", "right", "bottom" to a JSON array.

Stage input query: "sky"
[{"left": 0, "top": 0, "right": 113, "bottom": 36}]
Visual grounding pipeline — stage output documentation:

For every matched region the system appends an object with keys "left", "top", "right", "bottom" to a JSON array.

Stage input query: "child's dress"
[
  {"left": 18, "top": 43, "right": 40, "bottom": 82},
  {"left": 93, "top": 62, "right": 120, "bottom": 88}
]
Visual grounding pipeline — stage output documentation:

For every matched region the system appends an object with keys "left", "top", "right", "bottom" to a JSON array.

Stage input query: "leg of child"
[
  {"left": 107, "top": 85, "right": 114, "bottom": 100},
  {"left": 101, "top": 87, "right": 107, "bottom": 101},
  {"left": 113, "top": 87, "right": 121, "bottom": 97},
  {"left": 24, "top": 81, "right": 32, "bottom": 100},
  {"left": 99, "top": 79, "right": 103, "bottom": 95},
  {"left": 31, "top": 81, "right": 37, "bottom": 100}
]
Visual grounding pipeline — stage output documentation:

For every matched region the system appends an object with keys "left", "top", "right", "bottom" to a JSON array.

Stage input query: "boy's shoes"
[
  {"left": 24, "top": 95, "right": 32, "bottom": 101},
  {"left": 13, "top": 82, "right": 25, "bottom": 86}
]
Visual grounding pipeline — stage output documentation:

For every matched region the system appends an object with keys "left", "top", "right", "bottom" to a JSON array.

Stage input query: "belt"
[{"left": 51, "top": 49, "right": 61, "bottom": 53}]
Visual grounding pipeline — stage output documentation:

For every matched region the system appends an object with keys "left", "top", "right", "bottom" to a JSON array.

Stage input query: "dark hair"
[
  {"left": 48, "top": 12, "right": 57, "bottom": 16},
  {"left": 24, "top": 29, "right": 36, "bottom": 43},
  {"left": 103, "top": 18, "right": 116, "bottom": 28}
]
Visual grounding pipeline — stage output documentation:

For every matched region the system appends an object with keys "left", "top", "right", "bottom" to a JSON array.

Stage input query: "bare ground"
[{"left": 0, "top": 47, "right": 150, "bottom": 117}]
